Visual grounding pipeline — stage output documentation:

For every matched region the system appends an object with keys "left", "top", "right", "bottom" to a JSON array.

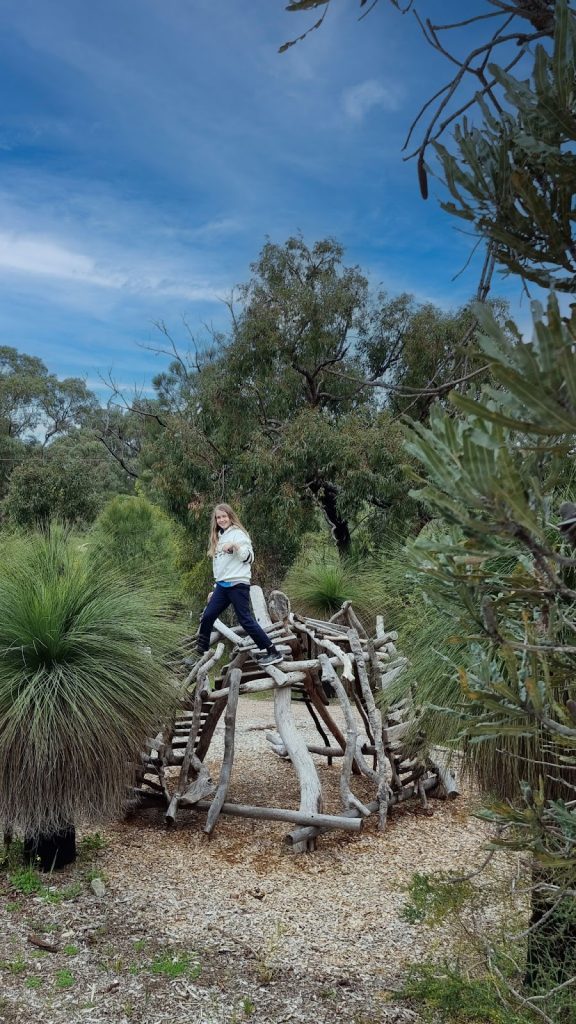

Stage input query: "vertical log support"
[
  {"left": 204, "top": 668, "right": 242, "bottom": 835},
  {"left": 274, "top": 685, "right": 324, "bottom": 853},
  {"left": 319, "top": 654, "right": 370, "bottom": 818},
  {"left": 348, "top": 629, "right": 390, "bottom": 830}
]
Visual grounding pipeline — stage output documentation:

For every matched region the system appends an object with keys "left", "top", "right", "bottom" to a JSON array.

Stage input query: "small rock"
[{"left": 91, "top": 878, "right": 106, "bottom": 897}]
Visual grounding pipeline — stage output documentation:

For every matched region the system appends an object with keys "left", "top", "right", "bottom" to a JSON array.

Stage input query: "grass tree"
[{"left": 0, "top": 526, "right": 180, "bottom": 868}]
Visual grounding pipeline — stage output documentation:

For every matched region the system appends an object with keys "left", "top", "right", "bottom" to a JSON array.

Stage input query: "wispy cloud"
[
  {"left": 0, "top": 230, "right": 223, "bottom": 302},
  {"left": 342, "top": 79, "right": 402, "bottom": 122}
]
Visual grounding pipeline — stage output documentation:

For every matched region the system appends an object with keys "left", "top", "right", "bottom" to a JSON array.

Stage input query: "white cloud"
[
  {"left": 342, "top": 79, "right": 402, "bottom": 122},
  {"left": 0, "top": 230, "right": 222, "bottom": 302}
]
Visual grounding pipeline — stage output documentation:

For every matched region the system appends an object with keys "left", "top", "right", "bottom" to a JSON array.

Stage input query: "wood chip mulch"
[{"left": 0, "top": 697, "right": 498, "bottom": 1024}]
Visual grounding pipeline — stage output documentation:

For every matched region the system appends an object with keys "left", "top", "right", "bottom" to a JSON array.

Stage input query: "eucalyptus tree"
[{"left": 145, "top": 237, "right": 467, "bottom": 567}]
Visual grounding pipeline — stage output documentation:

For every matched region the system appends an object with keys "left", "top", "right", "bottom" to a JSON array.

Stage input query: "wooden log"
[
  {"left": 206, "top": 670, "right": 305, "bottom": 702},
  {"left": 343, "top": 604, "right": 368, "bottom": 639},
  {"left": 375, "top": 615, "right": 386, "bottom": 639},
  {"left": 195, "top": 651, "right": 248, "bottom": 762},
  {"left": 302, "top": 670, "right": 352, "bottom": 758},
  {"left": 348, "top": 629, "right": 390, "bottom": 829},
  {"left": 317, "top": 636, "right": 355, "bottom": 682},
  {"left": 250, "top": 585, "right": 273, "bottom": 627},
  {"left": 293, "top": 621, "right": 355, "bottom": 682},
  {"left": 319, "top": 654, "right": 371, "bottom": 818},
  {"left": 166, "top": 682, "right": 212, "bottom": 823},
  {"left": 183, "top": 643, "right": 225, "bottom": 689},
  {"left": 300, "top": 615, "right": 349, "bottom": 635},
  {"left": 191, "top": 800, "right": 362, "bottom": 830},
  {"left": 380, "top": 663, "right": 408, "bottom": 692},
  {"left": 263, "top": 664, "right": 305, "bottom": 687},
  {"left": 366, "top": 637, "right": 383, "bottom": 695},
  {"left": 306, "top": 744, "right": 344, "bottom": 757},
  {"left": 179, "top": 773, "right": 215, "bottom": 806},
  {"left": 204, "top": 668, "right": 242, "bottom": 834},
  {"left": 427, "top": 758, "right": 460, "bottom": 799},
  {"left": 372, "top": 632, "right": 399, "bottom": 649},
  {"left": 286, "top": 775, "right": 440, "bottom": 845},
  {"left": 274, "top": 685, "right": 324, "bottom": 853},
  {"left": 266, "top": 730, "right": 345, "bottom": 759}
]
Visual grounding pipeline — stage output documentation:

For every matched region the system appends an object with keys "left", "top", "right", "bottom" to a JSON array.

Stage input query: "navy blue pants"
[{"left": 198, "top": 583, "right": 272, "bottom": 653}]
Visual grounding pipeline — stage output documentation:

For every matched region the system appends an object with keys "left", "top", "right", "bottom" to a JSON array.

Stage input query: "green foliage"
[
  {"left": 284, "top": 550, "right": 364, "bottom": 615},
  {"left": 0, "top": 346, "right": 97, "bottom": 443},
  {"left": 402, "top": 962, "right": 531, "bottom": 1024},
  {"left": 401, "top": 872, "right": 474, "bottom": 926},
  {"left": 436, "top": 0, "right": 576, "bottom": 291},
  {"left": 0, "top": 956, "right": 27, "bottom": 976},
  {"left": 78, "top": 832, "right": 107, "bottom": 859},
  {"left": 88, "top": 494, "right": 184, "bottom": 594},
  {"left": 403, "top": 294, "right": 576, "bottom": 851},
  {"left": 0, "top": 838, "right": 25, "bottom": 872},
  {"left": 2, "top": 456, "right": 102, "bottom": 527},
  {"left": 181, "top": 555, "right": 215, "bottom": 616},
  {"left": 142, "top": 237, "right": 472, "bottom": 572},
  {"left": 8, "top": 867, "right": 45, "bottom": 895},
  {"left": 0, "top": 525, "right": 180, "bottom": 836}
]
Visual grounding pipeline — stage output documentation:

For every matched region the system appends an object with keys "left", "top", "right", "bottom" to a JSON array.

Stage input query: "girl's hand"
[{"left": 223, "top": 543, "right": 235, "bottom": 554}]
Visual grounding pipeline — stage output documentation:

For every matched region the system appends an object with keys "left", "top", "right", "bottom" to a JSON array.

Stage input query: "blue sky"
[{"left": 1, "top": 0, "right": 533, "bottom": 396}]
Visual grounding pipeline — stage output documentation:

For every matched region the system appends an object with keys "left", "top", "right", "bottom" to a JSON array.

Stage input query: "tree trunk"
[
  {"left": 24, "top": 826, "right": 77, "bottom": 871},
  {"left": 308, "top": 479, "right": 351, "bottom": 556}
]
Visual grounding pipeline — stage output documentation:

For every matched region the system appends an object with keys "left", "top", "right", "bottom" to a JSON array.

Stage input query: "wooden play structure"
[{"left": 136, "top": 588, "right": 458, "bottom": 852}]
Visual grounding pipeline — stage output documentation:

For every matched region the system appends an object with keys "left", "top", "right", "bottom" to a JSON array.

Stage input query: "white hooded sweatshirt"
[{"left": 213, "top": 526, "right": 254, "bottom": 584}]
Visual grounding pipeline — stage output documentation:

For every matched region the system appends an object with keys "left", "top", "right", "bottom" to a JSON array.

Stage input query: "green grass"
[
  {"left": 8, "top": 868, "right": 44, "bottom": 895},
  {"left": 149, "top": 951, "right": 201, "bottom": 980},
  {"left": 78, "top": 832, "right": 107, "bottom": 859},
  {"left": 55, "top": 969, "right": 75, "bottom": 989},
  {"left": 0, "top": 957, "right": 27, "bottom": 975}
]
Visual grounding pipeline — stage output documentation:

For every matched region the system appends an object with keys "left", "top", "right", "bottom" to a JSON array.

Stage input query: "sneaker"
[{"left": 255, "top": 646, "right": 283, "bottom": 667}]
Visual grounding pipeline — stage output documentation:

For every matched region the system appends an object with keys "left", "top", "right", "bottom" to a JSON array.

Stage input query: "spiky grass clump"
[
  {"left": 283, "top": 545, "right": 389, "bottom": 622},
  {"left": 0, "top": 526, "right": 181, "bottom": 836}
]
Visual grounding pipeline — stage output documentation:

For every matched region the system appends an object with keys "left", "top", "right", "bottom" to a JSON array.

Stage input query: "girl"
[{"left": 193, "top": 503, "right": 283, "bottom": 666}]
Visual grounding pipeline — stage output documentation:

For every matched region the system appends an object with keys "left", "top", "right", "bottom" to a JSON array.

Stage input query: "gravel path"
[{"left": 0, "top": 697, "right": 490, "bottom": 1024}]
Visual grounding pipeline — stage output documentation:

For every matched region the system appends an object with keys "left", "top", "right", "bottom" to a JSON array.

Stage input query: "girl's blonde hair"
[{"left": 207, "top": 504, "right": 250, "bottom": 556}]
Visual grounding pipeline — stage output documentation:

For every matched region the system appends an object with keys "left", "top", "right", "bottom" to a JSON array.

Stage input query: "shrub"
[{"left": 88, "top": 494, "right": 183, "bottom": 594}]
